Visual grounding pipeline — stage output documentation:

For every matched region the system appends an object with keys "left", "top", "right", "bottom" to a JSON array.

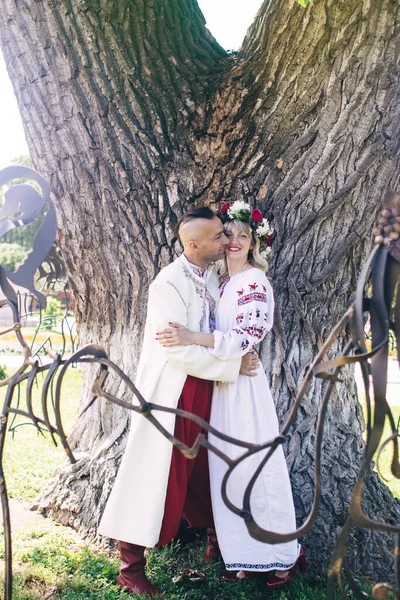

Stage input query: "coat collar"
[{"left": 180, "top": 254, "right": 213, "bottom": 284}]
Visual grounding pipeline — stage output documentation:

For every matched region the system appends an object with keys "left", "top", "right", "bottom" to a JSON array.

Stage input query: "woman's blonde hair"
[{"left": 217, "top": 220, "right": 269, "bottom": 278}]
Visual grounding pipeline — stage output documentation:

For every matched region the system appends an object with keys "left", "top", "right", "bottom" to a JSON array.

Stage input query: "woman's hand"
[{"left": 156, "top": 322, "right": 196, "bottom": 347}]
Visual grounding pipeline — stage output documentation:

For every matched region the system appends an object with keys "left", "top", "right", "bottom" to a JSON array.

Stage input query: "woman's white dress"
[{"left": 208, "top": 267, "right": 299, "bottom": 572}]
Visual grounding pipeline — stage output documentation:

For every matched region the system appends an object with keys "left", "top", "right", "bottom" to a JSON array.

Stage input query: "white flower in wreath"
[
  {"left": 227, "top": 200, "right": 251, "bottom": 219},
  {"left": 260, "top": 247, "right": 272, "bottom": 259},
  {"left": 256, "top": 218, "right": 273, "bottom": 238}
]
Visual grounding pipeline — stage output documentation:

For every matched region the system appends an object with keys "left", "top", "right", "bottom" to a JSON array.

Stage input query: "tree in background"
[
  {"left": 0, "top": 0, "right": 399, "bottom": 578},
  {"left": 0, "top": 242, "right": 27, "bottom": 272}
]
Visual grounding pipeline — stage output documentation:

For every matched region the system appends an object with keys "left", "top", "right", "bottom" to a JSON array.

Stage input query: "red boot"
[
  {"left": 204, "top": 528, "right": 221, "bottom": 562},
  {"left": 266, "top": 546, "right": 307, "bottom": 589},
  {"left": 117, "top": 541, "right": 163, "bottom": 597}
]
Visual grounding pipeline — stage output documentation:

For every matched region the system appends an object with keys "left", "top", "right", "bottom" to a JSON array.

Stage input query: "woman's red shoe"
[
  {"left": 266, "top": 546, "right": 307, "bottom": 589},
  {"left": 221, "top": 570, "right": 241, "bottom": 582},
  {"left": 221, "top": 569, "right": 261, "bottom": 582}
]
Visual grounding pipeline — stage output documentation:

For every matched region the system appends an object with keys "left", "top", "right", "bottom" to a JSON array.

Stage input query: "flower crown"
[{"left": 217, "top": 201, "right": 274, "bottom": 254}]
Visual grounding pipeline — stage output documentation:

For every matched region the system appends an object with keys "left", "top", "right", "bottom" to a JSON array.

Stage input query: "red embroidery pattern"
[
  {"left": 237, "top": 288, "right": 245, "bottom": 296},
  {"left": 264, "top": 313, "right": 269, "bottom": 322},
  {"left": 236, "top": 313, "right": 244, "bottom": 324},
  {"left": 238, "top": 292, "right": 267, "bottom": 306},
  {"left": 243, "top": 325, "right": 266, "bottom": 340},
  {"left": 262, "top": 285, "right": 267, "bottom": 292},
  {"left": 232, "top": 328, "right": 251, "bottom": 350},
  {"left": 255, "top": 308, "right": 261, "bottom": 318},
  {"left": 220, "top": 276, "right": 230, "bottom": 297},
  {"left": 249, "top": 282, "right": 258, "bottom": 291}
]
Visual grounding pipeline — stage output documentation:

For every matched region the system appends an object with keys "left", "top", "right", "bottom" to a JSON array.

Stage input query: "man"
[{"left": 98, "top": 207, "right": 259, "bottom": 596}]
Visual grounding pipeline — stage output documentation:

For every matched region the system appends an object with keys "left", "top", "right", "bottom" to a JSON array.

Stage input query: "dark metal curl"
[{"left": 0, "top": 166, "right": 57, "bottom": 307}]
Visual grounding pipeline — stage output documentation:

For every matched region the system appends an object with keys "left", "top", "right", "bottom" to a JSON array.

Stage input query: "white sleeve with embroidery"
[{"left": 209, "top": 276, "right": 274, "bottom": 360}]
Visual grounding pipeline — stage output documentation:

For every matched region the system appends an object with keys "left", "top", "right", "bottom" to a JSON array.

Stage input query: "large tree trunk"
[{"left": 1, "top": 0, "right": 399, "bottom": 580}]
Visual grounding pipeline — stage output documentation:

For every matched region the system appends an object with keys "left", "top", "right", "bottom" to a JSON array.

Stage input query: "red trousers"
[{"left": 156, "top": 375, "right": 214, "bottom": 547}]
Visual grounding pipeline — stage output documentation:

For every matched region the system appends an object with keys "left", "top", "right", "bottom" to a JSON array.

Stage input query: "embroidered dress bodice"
[{"left": 210, "top": 268, "right": 273, "bottom": 358}]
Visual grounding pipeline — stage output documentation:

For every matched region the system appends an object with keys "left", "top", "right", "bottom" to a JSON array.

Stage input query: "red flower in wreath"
[
  {"left": 251, "top": 208, "right": 263, "bottom": 223},
  {"left": 221, "top": 203, "right": 231, "bottom": 213},
  {"left": 266, "top": 234, "right": 274, "bottom": 247}
]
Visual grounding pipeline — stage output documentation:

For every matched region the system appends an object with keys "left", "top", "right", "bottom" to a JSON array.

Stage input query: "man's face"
[{"left": 194, "top": 217, "right": 229, "bottom": 263}]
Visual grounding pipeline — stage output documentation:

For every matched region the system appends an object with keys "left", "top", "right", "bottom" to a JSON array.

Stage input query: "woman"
[{"left": 156, "top": 201, "right": 305, "bottom": 587}]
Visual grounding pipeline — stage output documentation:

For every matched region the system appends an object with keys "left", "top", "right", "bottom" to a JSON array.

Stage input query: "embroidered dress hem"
[
  {"left": 225, "top": 562, "right": 294, "bottom": 572},
  {"left": 225, "top": 544, "right": 301, "bottom": 572}
]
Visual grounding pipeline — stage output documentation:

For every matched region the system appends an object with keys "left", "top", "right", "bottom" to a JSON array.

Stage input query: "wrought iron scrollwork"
[
  {"left": 0, "top": 166, "right": 75, "bottom": 599},
  {"left": 0, "top": 166, "right": 58, "bottom": 307}
]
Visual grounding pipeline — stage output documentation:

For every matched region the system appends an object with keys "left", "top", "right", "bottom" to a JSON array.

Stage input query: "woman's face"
[{"left": 224, "top": 222, "right": 252, "bottom": 262}]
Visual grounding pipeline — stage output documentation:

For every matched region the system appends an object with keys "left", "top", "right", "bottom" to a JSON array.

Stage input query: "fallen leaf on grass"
[{"left": 172, "top": 568, "right": 206, "bottom": 584}]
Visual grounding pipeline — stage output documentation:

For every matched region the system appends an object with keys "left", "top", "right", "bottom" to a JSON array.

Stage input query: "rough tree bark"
[{"left": 0, "top": 0, "right": 399, "bottom": 579}]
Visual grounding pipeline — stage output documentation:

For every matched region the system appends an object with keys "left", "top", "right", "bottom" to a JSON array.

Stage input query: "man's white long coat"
[{"left": 98, "top": 256, "right": 241, "bottom": 547}]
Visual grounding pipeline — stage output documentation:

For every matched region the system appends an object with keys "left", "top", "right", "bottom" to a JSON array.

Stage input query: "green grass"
[
  {"left": 1, "top": 522, "right": 124, "bottom": 600},
  {"left": 0, "top": 324, "right": 77, "bottom": 355},
  {"left": 359, "top": 399, "right": 400, "bottom": 499},
  {"left": 2, "top": 523, "right": 368, "bottom": 600},
  {"left": 145, "top": 542, "right": 348, "bottom": 600},
  {"left": 374, "top": 403, "right": 400, "bottom": 498},
  {"left": 2, "top": 367, "right": 82, "bottom": 499}
]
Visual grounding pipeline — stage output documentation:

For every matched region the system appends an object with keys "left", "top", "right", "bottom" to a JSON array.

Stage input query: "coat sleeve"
[
  {"left": 149, "top": 281, "right": 241, "bottom": 383},
  {"left": 209, "top": 277, "right": 274, "bottom": 360}
]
